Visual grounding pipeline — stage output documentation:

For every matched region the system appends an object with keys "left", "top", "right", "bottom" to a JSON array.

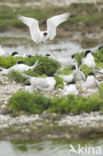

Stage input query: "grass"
[
  {"left": 0, "top": 56, "right": 17, "bottom": 68},
  {"left": 0, "top": 3, "right": 103, "bottom": 34},
  {"left": 60, "top": 65, "right": 73, "bottom": 75},
  {"left": 8, "top": 70, "right": 29, "bottom": 84},
  {"left": 81, "top": 65, "right": 93, "bottom": 77},
  {"left": 55, "top": 76, "right": 64, "bottom": 89},
  {"left": 94, "top": 48, "right": 103, "bottom": 69},
  {"left": 7, "top": 83, "right": 103, "bottom": 115}
]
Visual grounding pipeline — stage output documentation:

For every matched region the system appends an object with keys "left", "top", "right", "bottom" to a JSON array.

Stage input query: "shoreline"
[{"left": 0, "top": 112, "right": 103, "bottom": 140}]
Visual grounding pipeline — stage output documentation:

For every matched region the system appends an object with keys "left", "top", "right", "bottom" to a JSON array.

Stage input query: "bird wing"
[
  {"left": 47, "top": 13, "right": 70, "bottom": 40},
  {"left": 18, "top": 15, "right": 41, "bottom": 43}
]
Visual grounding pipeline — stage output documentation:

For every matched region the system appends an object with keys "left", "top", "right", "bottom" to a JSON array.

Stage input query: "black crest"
[
  {"left": 85, "top": 50, "right": 92, "bottom": 57},
  {"left": 11, "top": 51, "right": 18, "bottom": 56}
]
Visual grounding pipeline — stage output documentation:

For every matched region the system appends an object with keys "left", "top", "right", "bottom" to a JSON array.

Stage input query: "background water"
[{"left": 0, "top": 138, "right": 103, "bottom": 156}]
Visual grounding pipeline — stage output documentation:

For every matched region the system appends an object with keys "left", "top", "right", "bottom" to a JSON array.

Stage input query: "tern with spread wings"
[{"left": 18, "top": 13, "right": 70, "bottom": 43}]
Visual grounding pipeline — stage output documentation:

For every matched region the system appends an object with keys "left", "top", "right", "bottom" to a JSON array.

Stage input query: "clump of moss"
[
  {"left": 93, "top": 48, "right": 103, "bottom": 69},
  {"left": 8, "top": 90, "right": 103, "bottom": 115},
  {"left": 55, "top": 76, "right": 64, "bottom": 89},
  {"left": 8, "top": 70, "right": 29, "bottom": 84},
  {"left": 8, "top": 91, "right": 50, "bottom": 114},
  {"left": 60, "top": 65, "right": 73, "bottom": 75},
  {"left": 0, "top": 56, "right": 16, "bottom": 68},
  {"left": 23, "top": 55, "right": 61, "bottom": 76},
  {"left": 74, "top": 52, "right": 84, "bottom": 66},
  {"left": 81, "top": 65, "right": 93, "bottom": 77}
]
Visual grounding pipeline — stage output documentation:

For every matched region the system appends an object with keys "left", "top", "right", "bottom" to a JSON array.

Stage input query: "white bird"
[
  {"left": 73, "top": 63, "right": 86, "bottom": 81},
  {"left": 84, "top": 73, "right": 100, "bottom": 89},
  {"left": 62, "top": 74, "right": 74, "bottom": 83},
  {"left": 61, "top": 82, "right": 79, "bottom": 96},
  {"left": 1, "top": 61, "right": 39, "bottom": 74},
  {"left": 21, "top": 73, "right": 56, "bottom": 91},
  {"left": 18, "top": 13, "right": 70, "bottom": 43},
  {"left": 82, "top": 50, "right": 95, "bottom": 68}
]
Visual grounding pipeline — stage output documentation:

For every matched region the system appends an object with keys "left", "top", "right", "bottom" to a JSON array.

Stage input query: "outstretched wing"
[
  {"left": 18, "top": 15, "right": 41, "bottom": 43},
  {"left": 47, "top": 13, "right": 70, "bottom": 40}
]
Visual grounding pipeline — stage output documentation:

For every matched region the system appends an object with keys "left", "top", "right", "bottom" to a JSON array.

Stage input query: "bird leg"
[{"left": 35, "top": 43, "right": 40, "bottom": 52}]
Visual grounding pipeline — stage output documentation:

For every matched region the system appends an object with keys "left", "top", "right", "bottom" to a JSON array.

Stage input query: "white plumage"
[
  {"left": 21, "top": 73, "right": 56, "bottom": 91},
  {"left": 1, "top": 61, "right": 39, "bottom": 74},
  {"left": 62, "top": 84, "right": 79, "bottom": 96},
  {"left": 62, "top": 74, "right": 74, "bottom": 83},
  {"left": 84, "top": 75, "right": 99, "bottom": 89},
  {"left": 18, "top": 13, "right": 70, "bottom": 43},
  {"left": 82, "top": 53, "right": 95, "bottom": 68}
]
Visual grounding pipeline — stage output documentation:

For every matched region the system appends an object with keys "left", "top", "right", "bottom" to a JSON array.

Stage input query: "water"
[
  {"left": 3, "top": 40, "right": 99, "bottom": 66},
  {"left": 0, "top": 138, "right": 103, "bottom": 156}
]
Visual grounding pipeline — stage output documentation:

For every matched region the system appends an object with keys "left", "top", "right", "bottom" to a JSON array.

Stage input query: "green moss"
[
  {"left": 60, "top": 65, "right": 73, "bottom": 75},
  {"left": 55, "top": 76, "right": 64, "bottom": 89},
  {"left": 81, "top": 65, "right": 93, "bottom": 77},
  {"left": 8, "top": 90, "right": 103, "bottom": 115},
  {"left": 74, "top": 52, "right": 84, "bottom": 66},
  {"left": 8, "top": 70, "right": 29, "bottom": 84},
  {"left": 24, "top": 55, "right": 61, "bottom": 76},
  {"left": 94, "top": 48, "right": 103, "bottom": 69},
  {"left": 8, "top": 91, "right": 51, "bottom": 114},
  {"left": 0, "top": 56, "right": 17, "bottom": 68}
]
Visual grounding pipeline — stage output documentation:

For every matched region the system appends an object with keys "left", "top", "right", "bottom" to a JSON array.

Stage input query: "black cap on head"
[
  {"left": 71, "top": 54, "right": 75, "bottom": 59},
  {"left": 71, "top": 65, "right": 76, "bottom": 70},
  {"left": 25, "top": 82, "right": 31, "bottom": 86},
  {"left": 17, "top": 60, "right": 24, "bottom": 64},
  {"left": 98, "top": 45, "right": 103, "bottom": 50},
  {"left": 88, "top": 72, "right": 94, "bottom": 76},
  {"left": 11, "top": 51, "right": 18, "bottom": 56},
  {"left": 45, "top": 53, "right": 51, "bottom": 57},
  {"left": 43, "top": 32, "right": 48, "bottom": 37},
  {"left": 27, "top": 55, "right": 32, "bottom": 58},
  {"left": 68, "top": 80, "right": 76, "bottom": 85},
  {"left": 85, "top": 50, "right": 92, "bottom": 57}
]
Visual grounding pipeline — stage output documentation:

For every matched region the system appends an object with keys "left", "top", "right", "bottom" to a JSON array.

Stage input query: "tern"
[{"left": 18, "top": 13, "right": 70, "bottom": 43}]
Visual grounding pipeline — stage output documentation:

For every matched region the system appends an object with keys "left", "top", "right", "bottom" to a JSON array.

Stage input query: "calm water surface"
[{"left": 0, "top": 138, "right": 103, "bottom": 156}]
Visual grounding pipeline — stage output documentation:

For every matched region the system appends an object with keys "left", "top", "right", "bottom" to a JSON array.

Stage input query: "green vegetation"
[
  {"left": 8, "top": 91, "right": 51, "bottom": 114},
  {"left": 0, "top": 56, "right": 16, "bottom": 68},
  {"left": 81, "top": 65, "right": 93, "bottom": 77},
  {"left": 24, "top": 55, "right": 61, "bottom": 76},
  {"left": 0, "top": 55, "right": 60, "bottom": 77},
  {"left": 0, "top": 3, "right": 103, "bottom": 34},
  {"left": 8, "top": 70, "right": 29, "bottom": 84},
  {"left": 55, "top": 76, "right": 64, "bottom": 89},
  {"left": 8, "top": 83, "right": 103, "bottom": 115},
  {"left": 60, "top": 65, "right": 73, "bottom": 75},
  {"left": 93, "top": 48, "right": 103, "bottom": 69},
  {"left": 74, "top": 52, "right": 84, "bottom": 66}
]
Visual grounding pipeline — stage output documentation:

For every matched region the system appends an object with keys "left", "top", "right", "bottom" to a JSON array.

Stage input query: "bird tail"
[
  {"left": 30, "top": 60, "right": 39, "bottom": 71},
  {"left": 20, "top": 73, "right": 31, "bottom": 80}
]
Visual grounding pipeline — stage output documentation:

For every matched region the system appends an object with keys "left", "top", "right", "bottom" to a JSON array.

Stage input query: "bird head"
[
  {"left": 43, "top": 32, "right": 48, "bottom": 37},
  {"left": 17, "top": 60, "right": 24, "bottom": 64},
  {"left": 85, "top": 50, "right": 92, "bottom": 57},
  {"left": 11, "top": 51, "right": 18, "bottom": 56}
]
